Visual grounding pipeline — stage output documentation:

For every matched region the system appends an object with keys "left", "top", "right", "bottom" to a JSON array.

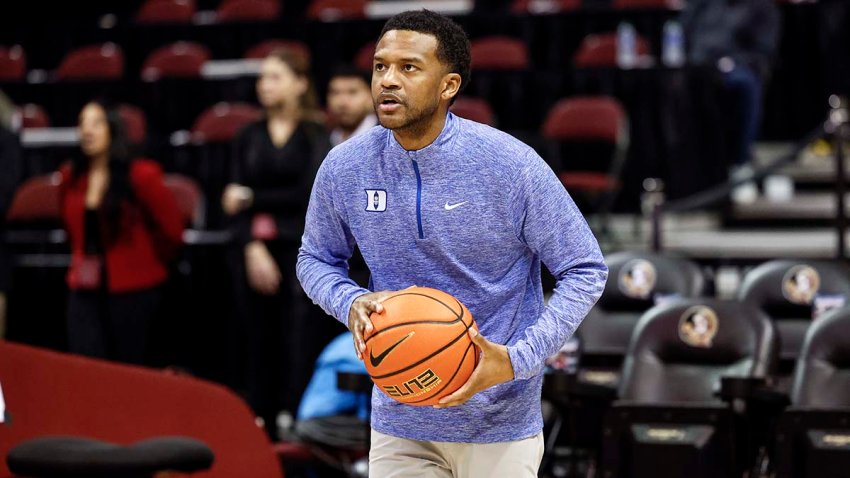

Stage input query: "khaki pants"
[{"left": 369, "top": 429, "right": 544, "bottom": 478}]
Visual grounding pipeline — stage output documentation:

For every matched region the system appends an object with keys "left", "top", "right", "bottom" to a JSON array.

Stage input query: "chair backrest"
[
  {"left": 56, "top": 43, "right": 124, "bottom": 81},
  {"left": 598, "top": 251, "right": 706, "bottom": 312},
  {"left": 216, "top": 0, "right": 280, "bottom": 22},
  {"left": 619, "top": 299, "right": 778, "bottom": 403},
  {"left": 307, "top": 0, "right": 367, "bottom": 21},
  {"left": 142, "top": 41, "right": 211, "bottom": 81},
  {"left": 791, "top": 307, "right": 850, "bottom": 409},
  {"left": 450, "top": 97, "right": 496, "bottom": 126},
  {"left": 18, "top": 104, "right": 50, "bottom": 129},
  {"left": 542, "top": 96, "right": 626, "bottom": 143},
  {"left": 244, "top": 39, "right": 311, "bottom": 63},
  {"left": 573, "top": 32, "right": 650, "bottom": 68},
  {"left": 5, "top": 174, "right": 62, "bottom": 224},
  {"left": 511, "top": 0, "right": 581, "bottom": 14},
  {"left": 136, "top": 0, "right": 197, "bottom": 24},
  {"left": 353, "top": 41, "right": 375, "bottom": 72},
  {"left": 118, "top": 103, "right": 147, "bottom": 145},
  {"left": 0, "top": 45, "right": 26, "bottom": 81},
  {"left": 577, "top": 251, "right": 706, "bottom": 365},
  {"left": 739, "top": 260, "right": 850, "bottom": 362},
  {"left": 191, "top": 102, "right": 262, "bottom": 143},
  {"left": 0, "top": 340, "right": 282, "bottom": 478},
  {"left": 470, "top": 36, "right": 529, "bottom": 71},
  {"left": 164, "top": 174, "right": 206, "bottom": 228}
]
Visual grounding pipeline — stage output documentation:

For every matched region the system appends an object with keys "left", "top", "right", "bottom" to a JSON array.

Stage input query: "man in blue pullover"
[{"left": 297, "top": 10, "right": 607, "bottom": 477}]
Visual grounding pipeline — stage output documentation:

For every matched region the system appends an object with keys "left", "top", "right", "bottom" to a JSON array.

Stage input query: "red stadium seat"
[
  {"left": 216, "top": 0, "right": 280, "bottom": 22},
  {"left": 612, "top": 0, "right": 682, "bottom": 9},
  {"left": 244, "top": 39, "right": 311, "bottom": 64},
  {"left": 18, "top": 104, "right": 50, "bottom": 129},
  {"left": 542, "top": 96, "right": 628, "bottom": 232},
  {"left": 307, "top": 0, "right": 367, "bottom": 21},
  {"left": 164, "top": 174, "right": 205, "bottom": 228},
  {"left": 450, "top": 97, "right": 496, "bottom": 126},
  {"left": 141, "top": 41, "right": 211, "bottom": 81},
  {"left": 0, "top": 45, "right": 26, "bottom": 81},
  {"left": 0, "top": 341, "right": 283, "bottom": 478},
  {"left": 56, "top": 43, "right": 124, "bottom": 81},
  {"left": 5, "top": 174, "right": 62, "bottom": 223},
  {"left": 135, "top": 0, "right": 197, "bottom": 24},
  {"left": 118, "top": 103, "right": 147, "bottom": 145},
  {"left": 191, "top": 102, "right": 262, "bottom": 143},
  {"left": 573, "top": 32, "right": 650, "bottom": 68},
  {"left": 511, "top": 0, "right": 581, "bottom": 14},
  {"left": 470, "top": 36, "right": 530, "bottom": 70},
  {"left": 354, "top": 41, "right": 375, "bottom": 72}
]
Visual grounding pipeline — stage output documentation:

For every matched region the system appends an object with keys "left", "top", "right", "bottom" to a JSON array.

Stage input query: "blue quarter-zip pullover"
[{"left": 297, "top": 113, "right": 607, "bottom": 443}]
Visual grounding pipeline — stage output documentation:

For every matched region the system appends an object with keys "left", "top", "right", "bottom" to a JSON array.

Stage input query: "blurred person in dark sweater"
[
  {"left": 222, "top": 49, "right": 337, "bottom": 438},
  {"left": 682, "top": 0, "right": 780, "bottom": 203}
]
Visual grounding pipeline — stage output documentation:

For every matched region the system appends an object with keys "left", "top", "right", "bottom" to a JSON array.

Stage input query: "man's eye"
[
  {"left": 403, "top": 64, "right": 416, "bottom": 72},
  {"left": 374, "top": 63, "right": 385, "bottom": 71}
]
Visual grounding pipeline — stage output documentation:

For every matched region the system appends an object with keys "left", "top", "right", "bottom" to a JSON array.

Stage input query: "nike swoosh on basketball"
[
  {"left": 444, "top": 201, "right": 467, "bottom": 210},
  {"left": 370, "top": 332, "right": 415, "bottom": 367}
]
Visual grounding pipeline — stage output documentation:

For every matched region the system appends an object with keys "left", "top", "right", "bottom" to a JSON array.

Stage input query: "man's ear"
[{"left": 440, "top": 72, "right": 462, "bottom": 103}]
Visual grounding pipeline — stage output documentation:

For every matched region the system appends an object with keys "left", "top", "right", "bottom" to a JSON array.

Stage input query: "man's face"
[
  {"left": 327, "top": 76, "right": 373, "bottom": 130},
  {"left": 372, "top": 30, "right": 448, "bottom": 132}
]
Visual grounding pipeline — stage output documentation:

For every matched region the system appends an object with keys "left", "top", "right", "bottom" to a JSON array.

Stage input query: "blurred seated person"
[
  {"left": 682, "top": 0, "right": 780, "bottom": 203},
  {"left": 222, "top": 49, "right": 337, "bottom": 437},
  {"left": 60, "top": 100, "right": 183, "bottom": 365},
  {"left": 326, "top": 65, "right": 377, "bottom": 147}
]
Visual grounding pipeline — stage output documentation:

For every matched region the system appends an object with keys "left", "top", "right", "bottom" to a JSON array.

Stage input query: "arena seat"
[
  {"left": 307, "top": 0, "right": 367, "bottom": 21},
  {"left": 141, "top": 42, "right": 211, "bottom": 81},
  {"left": 0, "top": 45, "right": 26, "bottom": 81},
  {"left": 56, "top": 43, "right": 124, "bottom": 81},
  {"left": 739, "top": 260, "right": 850, "bottom": 377},
  {"left": 164, "top": 174, "right": 206, "bottom": 229},
  {"left": 573, "top": 32, "right": 650, "bottom": 68},
  {"left": 0, "top": 340, "right": 283, "bottom": 478},
  {"left": 191, "top": 102, "right": 261, "bottom": 144},
  {"left": 216, "top": 0, "right": 280, "bottom": 22},
  {"left": 17, "top": 104, "right": 50, "bottom": 129},
  {"left": 5, "top": 175, "right": 62, "bottom": 225},
  {"left": 135, "top": 0, "right": 197, "bottom": 24},
  {"left": 353, "top": 41, "right": 375, "bottom": 72},
  {"left": 601, "top": 299, "right": 779, "bottom": 478},
  {"left": 542, "top": 96, "right": 628, "bottom": 229},
  {"left": 470, "top": 36, "right": 529, "bottom": 71},
  {"left": 577, "top": 251, "right": 707, "bottom": 376},
  {"left": 450, "top": 97, "right": 496, "bottom": 126},
  {"left": 118, "top": 103, "right": 148, "bottom": 146},
  {"left": 774, "top": 306, "right": 850, "bottom": 478}
]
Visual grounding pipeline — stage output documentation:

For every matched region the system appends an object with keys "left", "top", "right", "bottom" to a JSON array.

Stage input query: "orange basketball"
[{"left": 363, "top": 287, "right": 480, "bottom": 406}]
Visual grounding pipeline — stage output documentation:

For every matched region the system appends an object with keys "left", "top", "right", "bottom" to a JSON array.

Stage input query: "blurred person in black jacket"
[
  {"left": 222, "top": 49, "right": 337, "bottom": 438},
  {"left": 0, "top": 91, "right": 22, "bottom": 339},
  {"left": 682, "top": 0, "right": 780, "bottom": 203}
]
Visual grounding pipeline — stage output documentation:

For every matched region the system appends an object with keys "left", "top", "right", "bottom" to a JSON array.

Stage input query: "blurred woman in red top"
[{"left": 59, "top": 100, "right": 183, "bottom": 365}]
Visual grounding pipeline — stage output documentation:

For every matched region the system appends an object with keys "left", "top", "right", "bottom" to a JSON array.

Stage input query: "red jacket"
[{"left": 60, "top": 159, "right": 184, "bottom": 292}]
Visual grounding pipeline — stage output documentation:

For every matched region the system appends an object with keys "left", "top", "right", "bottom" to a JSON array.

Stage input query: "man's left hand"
[{"left": 434, "top": 329, "right": 515, "bottom": 408}]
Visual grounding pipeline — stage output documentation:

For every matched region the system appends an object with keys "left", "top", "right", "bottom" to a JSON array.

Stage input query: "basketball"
[{"left": 363, "top": 287, "right": 480, "bottom": 406}]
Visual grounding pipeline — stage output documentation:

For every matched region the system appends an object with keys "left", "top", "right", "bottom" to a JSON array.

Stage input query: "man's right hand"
[{"left": 348, "top": 290, "right": 396, "bottom": 360}]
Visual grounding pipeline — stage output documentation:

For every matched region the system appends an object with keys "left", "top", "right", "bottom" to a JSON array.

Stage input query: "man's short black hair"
[
  {"left": 329, "top": 64, "right": 371, "bottom": 88},
  {"left": 379, "top": 9, "right": 471, "bottom": 97}
]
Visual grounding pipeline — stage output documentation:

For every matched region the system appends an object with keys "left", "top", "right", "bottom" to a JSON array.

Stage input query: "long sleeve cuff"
[
  {"left": 507, "top": 341, "right": 544, "bottom": 381},
  {"left": 334, "top": 284, "right": 372, "bottom": 328}
]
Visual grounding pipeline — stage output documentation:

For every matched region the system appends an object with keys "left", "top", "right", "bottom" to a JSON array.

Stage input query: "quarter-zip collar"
[{"left": 385, "top": 112, "right": 460, "bottom": 162}]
